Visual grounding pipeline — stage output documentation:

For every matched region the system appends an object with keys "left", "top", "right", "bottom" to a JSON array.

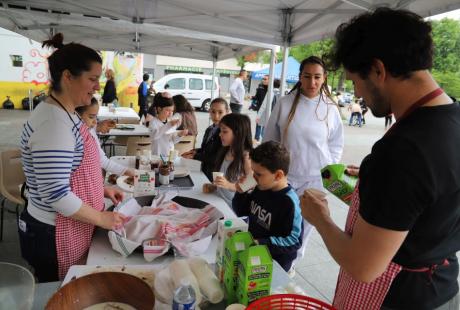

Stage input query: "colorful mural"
[
  {"left": 22, "top": 48, "right": 50, "bottom": 85},
  {"left": 101, "top": 51, "right": 143, "bottom": 109}
]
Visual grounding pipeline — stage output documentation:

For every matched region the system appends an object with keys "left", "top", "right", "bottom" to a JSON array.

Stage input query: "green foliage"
[
  {"left": 289, "top": 38, "right": 334, "bottom": 63},
  {"left": 236, "top": 56, "right": 246, "bottom": 70},
  {"left": 431, "top": 19, "right": 460, "bottom": 73},
  {"left": 235, "top": 18, "right": 460, "bottom": 97},
  {"left": 432, "top": 70, "right": 460, "bottom": 98}
]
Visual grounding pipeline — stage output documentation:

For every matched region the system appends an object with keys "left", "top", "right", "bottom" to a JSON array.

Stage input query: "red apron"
[
  {"left": 55, "top": 124, "right": 104, "bottom": 279},
  {"left": 333, "top": 184, "right": 402, "bottom": 310},
  {"left": 333, "top": 88, "right": 448, "bottom": 309}
]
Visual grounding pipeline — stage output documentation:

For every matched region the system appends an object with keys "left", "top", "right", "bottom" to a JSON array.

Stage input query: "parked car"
[
  {"left": 153, "top": 73, "right": 219, "bottom": 111},
  {"left": 343, "top": 92, "right": 354, "bottom": 104}
]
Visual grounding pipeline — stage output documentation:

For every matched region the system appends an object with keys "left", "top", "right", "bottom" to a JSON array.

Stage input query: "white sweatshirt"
[
  {"left": 148, "top": 117, "right": 181, "bottom": 156},
  {"left": 89, "top": 128, "right": 127, "bottom": 175},
  {"left": 229, "top": 77, "right": 245, "bottom": 105},
  {"left": 263, "top": 92, "right": 344, "bottom": 191}
]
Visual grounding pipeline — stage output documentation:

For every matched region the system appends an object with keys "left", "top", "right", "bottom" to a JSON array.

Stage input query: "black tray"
[
  {"left": 154, "top": 173, "right": 194, "bottom": 189},
  {"left": 134, "top": 195, "right": 208, "bottom": 209}
]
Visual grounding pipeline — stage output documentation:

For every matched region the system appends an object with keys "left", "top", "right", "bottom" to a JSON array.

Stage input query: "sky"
[{"left": 427, "top": 8, "right": 460, "bottom": 20}]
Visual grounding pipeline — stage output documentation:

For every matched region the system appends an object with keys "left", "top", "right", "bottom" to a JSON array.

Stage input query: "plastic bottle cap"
[{"left": 224, "top": 220, "right": 232, "bottom": 227}]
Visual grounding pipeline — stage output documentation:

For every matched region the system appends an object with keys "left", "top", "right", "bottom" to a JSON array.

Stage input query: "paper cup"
[
  {"left": 238, "top": 174, "right": 257, "bottom": 192},
  {"left": 213, "top": 172, "right": 224, "bottom": 181}
]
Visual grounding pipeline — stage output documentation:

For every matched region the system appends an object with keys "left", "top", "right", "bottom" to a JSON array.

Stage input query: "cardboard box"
[
  {"left": 237, "top": 245, "right": 273, "bottom": 305},
  {"left": 223, "top": 231, "right": 254, "bottom": 304},
  {"left": 321, "top": 164, "right": 357, "bottom": 205},
  {"left": 215, "top": 218, "right": 248, "bottom": 282}
]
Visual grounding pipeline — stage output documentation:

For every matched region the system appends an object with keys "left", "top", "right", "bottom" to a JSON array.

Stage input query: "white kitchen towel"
[{"left": 108, "top": 194, "right": 223, "bottom": 261}]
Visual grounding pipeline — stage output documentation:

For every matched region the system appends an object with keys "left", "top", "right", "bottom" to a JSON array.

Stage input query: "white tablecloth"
[
  {"left": 98, "top": 106, "right": 140, "bottom": 122},
  {"left": 88, "top": 157, "right": 236, "bottom": 265},
  {"left": 98, "top": 124, "right": 150, "bottom": 137}
]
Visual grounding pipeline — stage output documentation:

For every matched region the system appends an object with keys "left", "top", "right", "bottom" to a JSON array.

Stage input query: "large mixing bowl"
[
  {"left": 46, "top": 272, "right": 155, "bottom": 310},
  {"left": 0, "top": 262, "right": 35, "bottom": 310}
]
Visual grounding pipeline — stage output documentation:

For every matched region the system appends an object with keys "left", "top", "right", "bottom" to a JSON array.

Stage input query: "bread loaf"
[
  {"left": 188, "top": 258, "right": 224, "bottom": 304},
  {"left": 169, "top": 259, "right": 202, "bottom": 304}
]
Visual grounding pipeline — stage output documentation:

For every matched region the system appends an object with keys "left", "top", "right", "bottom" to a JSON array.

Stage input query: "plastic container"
[
  {"left": 172, "top": 279, "right": 196, "bottom": 310},
  {"left": 246, "top": 294, "right": 336, "bottom": 310},
  {"left": 0, "top": 262, "right": 35, "bottom": 310},
  {"left": 159, "top": 164, "right": 170, "bottom": 185}
]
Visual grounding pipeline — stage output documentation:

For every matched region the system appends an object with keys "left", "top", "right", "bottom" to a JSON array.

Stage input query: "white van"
[{"left": 153, "top": 73, "right": 219, "bottom": 111}]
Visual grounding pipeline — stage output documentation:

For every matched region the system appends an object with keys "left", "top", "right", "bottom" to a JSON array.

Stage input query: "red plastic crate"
[{"left": 246, "top": 294, "right": 336, "bottom": 310}]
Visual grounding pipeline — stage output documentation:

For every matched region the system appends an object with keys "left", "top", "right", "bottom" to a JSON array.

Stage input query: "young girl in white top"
[
  {"left": 264, "top": 56, "right": 344, "bottom": 193},
  {"left": 209, "top": 113, "right": 253, "bottom": 206},
  {"left": 76, "top": 99, "right": 135, "bottom": 177},
  {"left": 148, "top": 93, "right": 188, "bottom": 156}
]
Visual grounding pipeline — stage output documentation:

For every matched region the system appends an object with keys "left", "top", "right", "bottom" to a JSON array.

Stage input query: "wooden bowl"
[{"left": 46, "top": 272, "right": 155, "bottom": 310}]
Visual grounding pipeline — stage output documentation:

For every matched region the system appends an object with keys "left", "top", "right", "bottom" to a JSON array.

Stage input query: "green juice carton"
[
  {"left": 237, "top": 245, "right": 273, "bottom": 306},
  {"left": 215, "top": 218, "right": 248, "bottom": 283},
  {"left": 223, "top": 231, "right": 254, "bottom": 304},
  {"left": 321, "top": 164, "right": 358, "bottom": 205}
]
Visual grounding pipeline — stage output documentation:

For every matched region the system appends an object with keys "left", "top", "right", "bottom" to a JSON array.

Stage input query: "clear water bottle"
[{"left": 172, "top": 279, "right": 196, "bottom": 310}]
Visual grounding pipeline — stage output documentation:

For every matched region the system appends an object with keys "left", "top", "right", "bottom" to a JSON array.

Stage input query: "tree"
[
  {"left": 235, "top": 56, "right": 246, "bottom": 70},
  {"left": 431, "top": 19, "right": 460, "bottom": 73}
]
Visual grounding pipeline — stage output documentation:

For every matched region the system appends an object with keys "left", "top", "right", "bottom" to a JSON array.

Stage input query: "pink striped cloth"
[{"left": 108, "top": 195, "right": 223, "bottom": 261}]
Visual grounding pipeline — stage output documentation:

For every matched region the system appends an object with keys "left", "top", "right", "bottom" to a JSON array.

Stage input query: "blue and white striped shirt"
[{"left": 20, "top": 102, "right": 84, "bottom": 225}]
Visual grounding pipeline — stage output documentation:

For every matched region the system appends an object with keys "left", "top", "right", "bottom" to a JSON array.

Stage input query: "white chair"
[
  {"left": 126, "top": 137, "right": 152, "bottom": 156},
  {"left": 0, "top": 149, "right": 26, "bottom": 241},
  {"left": 174, "top": 135, "right": 196, "bottom": 156}
]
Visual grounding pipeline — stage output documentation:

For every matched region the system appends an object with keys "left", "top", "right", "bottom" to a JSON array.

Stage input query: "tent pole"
[
  {"left": 264, "top": 48, "right": 276, "bottom": 126},
  {"left": 280, "top": 43, "right": 289, "bottom": 95},
  {"left": 211, "top": 58, "right": 217, "bottom": 100}
]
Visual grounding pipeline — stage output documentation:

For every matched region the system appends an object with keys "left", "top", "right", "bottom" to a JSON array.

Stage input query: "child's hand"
[
  {"left": 181, "top": 149, "right": 196, "bottom": 159},
  {"left": 169, "top": 119, "right": 181, "bottom": 127},
  {"left": 178, "top": 129, "right": 188, "bottom": 137},
  {"left": 213, "top": 175, "right": 233, "bottom": 190}
]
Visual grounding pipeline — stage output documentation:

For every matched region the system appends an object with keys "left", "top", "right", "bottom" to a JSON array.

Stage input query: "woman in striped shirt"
[{"left": 19, "top": 33, "right": 126, "bottom": 282}]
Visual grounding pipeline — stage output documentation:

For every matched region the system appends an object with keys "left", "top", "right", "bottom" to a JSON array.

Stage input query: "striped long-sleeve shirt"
[{"left": 20, "top": 102, "right": 84, "bottom": 226}]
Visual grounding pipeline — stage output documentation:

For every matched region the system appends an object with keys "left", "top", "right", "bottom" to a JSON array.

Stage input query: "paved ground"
[{"left": 2, "top": 105, "right": 454, "bottom": 305}]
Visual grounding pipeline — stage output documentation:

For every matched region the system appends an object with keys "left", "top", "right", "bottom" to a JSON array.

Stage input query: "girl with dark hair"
[
  {"left": 19, "top": 33, "right": 126, "bottom": 282},
  {"left": 182, "top": 98, "right": 230, "bottom": 181},
  {"left": 210, "top": 113, "right": 253, "bottom": 206},
  {"left": 148, "top": 92, "right": 188, "bottom": 156},
  {"left": 172, "top": 94, "right": 198, "bottom": 136},
  {"left": 76, "top": 99, "right": 134, "bottom": 177},
  {"left": 263, "top": 56, "right": 344, "bottom": 268}
]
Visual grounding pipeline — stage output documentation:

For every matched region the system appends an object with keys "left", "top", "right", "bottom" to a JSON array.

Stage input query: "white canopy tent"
[{"left": 1, "top": 0, "right": 458, "bottom": 119}]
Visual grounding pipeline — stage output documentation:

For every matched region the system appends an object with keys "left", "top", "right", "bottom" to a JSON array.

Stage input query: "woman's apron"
[
  {"left": 333, "top": 88, "right": 449, "bottom": 309},
  {"left": 55, "top": 123, "right": 104, "bottom": 279}
]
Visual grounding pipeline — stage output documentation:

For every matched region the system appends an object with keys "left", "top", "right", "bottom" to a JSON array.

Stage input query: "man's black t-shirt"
[{"left": 359, "top": 103, "right": 460, "bottom": 309}]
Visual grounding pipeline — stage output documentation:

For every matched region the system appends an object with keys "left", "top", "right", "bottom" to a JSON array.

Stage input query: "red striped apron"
[
  {"left": 332, "top": 184, "right": 402, "bottom": 310},
  {"left": 55, "top": 124, "right": 104, "bottom": 279},
  {"left": 333, "top": 88, "right": 448, "bottom": 309}
]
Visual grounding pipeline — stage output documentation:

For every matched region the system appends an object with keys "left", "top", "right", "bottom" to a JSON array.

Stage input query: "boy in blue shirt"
[{"left": 232, "top": 141, "right": 304, "bottom": 272}]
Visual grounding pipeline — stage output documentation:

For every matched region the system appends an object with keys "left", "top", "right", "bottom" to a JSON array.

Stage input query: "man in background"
[
  {"left": 229, "top": 70, "right": 248, "bottom": 113},
  {"left": 138, "top": 73, "right": 149, "bottom": 118}
]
